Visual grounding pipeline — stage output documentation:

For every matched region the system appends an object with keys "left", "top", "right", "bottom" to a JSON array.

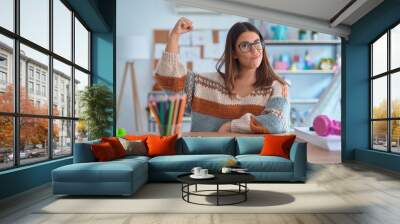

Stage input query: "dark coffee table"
[{"left": 177, "top": 172, "right": 255, "bottom": 206}]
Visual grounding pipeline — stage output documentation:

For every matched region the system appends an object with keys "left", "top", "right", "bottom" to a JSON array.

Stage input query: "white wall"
[{"left": 116, "top": 0, "right": 246, "bottom": 134}]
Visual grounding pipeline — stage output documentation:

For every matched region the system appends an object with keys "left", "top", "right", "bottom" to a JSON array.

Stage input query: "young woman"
[{"left": 154, "top": 17, "right": 290, "bottom": 133}]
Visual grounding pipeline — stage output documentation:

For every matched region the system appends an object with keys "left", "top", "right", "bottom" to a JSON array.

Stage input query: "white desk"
[{"left": 294, "top": 127, "right": 341, "bottom": 151}]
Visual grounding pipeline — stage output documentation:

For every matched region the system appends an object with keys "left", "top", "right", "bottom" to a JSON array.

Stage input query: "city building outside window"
[
  {"left": 36, "top": 83, "right": 40, "bottom": 95},
  {"left": 41, "top": 85, "right": 46, "bottom": 97},
  {"left": 0, "top": 54, "right": 7, "bottom": 67},
  {"left": 28, "top": 67, "right": 34, "bottom": 80},
  {"left": 28, "top": 81, "right": 34, "bottom": 94},
  {"left": 0, "top": 71, "right": 7, "bottom": 85}
]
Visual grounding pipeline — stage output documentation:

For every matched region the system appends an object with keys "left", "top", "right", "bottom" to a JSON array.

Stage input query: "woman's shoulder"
[
  {"left": 271, "top": 79, "right": 290, "bottom": 87},
  {"left": 271, "top": 79, "right": 289, "bottom": 97}
]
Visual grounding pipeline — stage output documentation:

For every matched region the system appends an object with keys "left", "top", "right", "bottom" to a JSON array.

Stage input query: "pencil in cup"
[
  {"left": 175, "top": 95, "right": 187, "bottom": 137},
  {"left": 148, "top": 101, "right": 161, "bottom": 133},
  {"left": 147, "top": 93, "right": 187, "bottom": 136}
]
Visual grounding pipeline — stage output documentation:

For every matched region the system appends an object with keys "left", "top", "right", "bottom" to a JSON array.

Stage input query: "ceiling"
[{"left": 174, "top": 0, "right": 384, "bottom": 39}]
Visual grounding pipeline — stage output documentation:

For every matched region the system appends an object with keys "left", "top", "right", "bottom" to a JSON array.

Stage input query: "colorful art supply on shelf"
[
  {"left": 298, "top": 29, "right": 307, "bottom": 40},
  {"left": 270, "top": 25, "right": 288, "bottom": 40},
  {"left": 272, "top": 50, "right": 339, "bottom": 73},
  {"left": 290, "top": 54, "right": 304, "bottom": 71},
  {"left": 148, "top": 93, "right": 187, "bottom": 136},
  {"left": 319, "top": 58, "right": 335, "bottom": 70},
  {"left": 274, "top": 61, "right": 289, "bottom": 70},
  {"left": 311, "top": 31, "right": 318, "bottom": 40},
  {"left": 304, "top": 50, "right": 314, "bottom": 70}
]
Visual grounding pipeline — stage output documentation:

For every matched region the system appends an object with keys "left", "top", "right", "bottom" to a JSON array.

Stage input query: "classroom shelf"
[
  {"left": 265, "top": 40, "right": 341, "bottom": 45},
  {"left": 275, "top": 69, "right": 337, "bottom": 74},
  {"left": 290, "top": 99, "right": 319, "bottom": 104}
]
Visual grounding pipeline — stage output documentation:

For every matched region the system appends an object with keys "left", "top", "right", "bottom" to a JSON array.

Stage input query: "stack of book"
[{"left": 147, "top": 93, "right": 187, "bottom": 136}]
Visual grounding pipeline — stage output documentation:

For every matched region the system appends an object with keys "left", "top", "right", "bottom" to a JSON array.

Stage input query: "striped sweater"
[{"left": 154, "top": 51, "right": 291, "bottom": 133}]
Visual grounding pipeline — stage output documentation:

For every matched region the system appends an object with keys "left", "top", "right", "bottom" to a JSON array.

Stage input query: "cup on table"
[
  {"left": 221, "top": 167, "right": 232, "bottom": 174},
  {"left": 199, "top": 169, "right": 208, "bottom": 176},
  {"left": 191, "top": 167, "right": 202, "bottom": 176}
]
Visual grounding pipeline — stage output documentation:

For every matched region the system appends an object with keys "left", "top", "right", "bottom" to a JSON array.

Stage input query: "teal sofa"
[{"left": 52, "top": 136, "right": 307, "bottom": 196}]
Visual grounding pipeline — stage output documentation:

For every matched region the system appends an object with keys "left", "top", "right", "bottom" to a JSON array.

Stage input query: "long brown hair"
[{"left": 216, "top": 22, "right": 286, "bottom": 97}]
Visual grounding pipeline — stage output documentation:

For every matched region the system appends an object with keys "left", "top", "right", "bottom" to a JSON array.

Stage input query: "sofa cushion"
[
  {"left": 177, "top": 137, "right": 236, "bottom": 155},
  {"left": 114, "top": 155, "right": 150, "bottom": 164},
  {"left": 52, "top": 158, "right": 147, "bottom": 183},
  {"left": 236, "top": 155, "right": 293, "bottom": 172},
  {"left": 235, "top": 137, "right": 264, "bottom": 155},
  {"left": 148, "top": 154, "right": 235, "bottom": 172},
  {"left": 53, "top": 163, "right": 133, "bottom": 183}
]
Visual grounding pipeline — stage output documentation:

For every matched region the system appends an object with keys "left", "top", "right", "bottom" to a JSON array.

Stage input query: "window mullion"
[
  {"left": 71, "top": 10, "right": 76, "bottom": 155},
  {"left": 49, "top": 0, "right": 54, "bottom": 160},
  {"left": 370, "top": 45, "right": 373, "bottom": 149},
  {"left": 388, "top": 29, "right": 391, "bottom": 152},
  {"left": 14, "top": 0, "right": 20, "bottom": 167}
]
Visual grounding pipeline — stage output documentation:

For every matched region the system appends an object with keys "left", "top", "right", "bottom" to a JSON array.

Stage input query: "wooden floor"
[{"left": 1, "top": 148, "right": 400, "bottom": 224}]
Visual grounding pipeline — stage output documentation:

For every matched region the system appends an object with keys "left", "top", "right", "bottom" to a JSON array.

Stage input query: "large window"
[
  {"left": 0, "top": 35, "right": 13, "bottom": 112},
  {"left": 371, "top": 22, "right": 400, "bottom": 153},
  {"left": 20, "top": 0, "right": 49, "bottom": 49},
  {"left": 74, "top": 17, "right": 90, "bottom": 70},
  {"left": 0, "top": 0, "right": 91, "bottom": 171},
  {"left": 0, "top": 0, "right": 14, "bottom": 32},
  {"left": 53, "top": 0, "right": 72, "bottom": 60}
]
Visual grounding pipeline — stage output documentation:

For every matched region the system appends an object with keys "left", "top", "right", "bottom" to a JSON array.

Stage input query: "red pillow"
[
  {"left": 91, "top": 142, "right": 117, "bottom": 161},
  {"left": 146, "top": 135, "right": 178, "bottom": 157},
  {"left": 259, "top": 134, "right": 296, "bottom": 159},
  {"left": 101, "top": 137, "right": 126, "bottom": 158}
]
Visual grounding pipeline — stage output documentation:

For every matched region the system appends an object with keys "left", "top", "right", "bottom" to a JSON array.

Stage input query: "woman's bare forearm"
[
  {"left": 166, "top": 33, "right": 179, "bottom": 53},
  {"left": 165, "top": 17, "right": 192, "bottom": 54}
]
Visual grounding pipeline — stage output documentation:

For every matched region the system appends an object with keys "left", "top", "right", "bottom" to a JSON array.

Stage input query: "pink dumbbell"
[{"left": 312, "top": 115, "right": 341, "bottom": 137}]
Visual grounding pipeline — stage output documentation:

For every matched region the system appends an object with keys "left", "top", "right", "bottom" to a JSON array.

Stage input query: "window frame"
[
  {"left": 0, "top": 0, "right": 92, "bottom": 171},
  {"left": 370, "top": 20, "right": 400, "bottom": 154}
]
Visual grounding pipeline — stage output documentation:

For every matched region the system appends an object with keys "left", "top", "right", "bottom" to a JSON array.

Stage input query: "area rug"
[{"left": 37, "top": 183, "right": 362, "bottom": 214}]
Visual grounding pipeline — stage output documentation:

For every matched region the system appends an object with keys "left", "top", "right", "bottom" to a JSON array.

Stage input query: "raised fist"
[{"left": 170, "top": 17, "right": 193, "bottom": 36}]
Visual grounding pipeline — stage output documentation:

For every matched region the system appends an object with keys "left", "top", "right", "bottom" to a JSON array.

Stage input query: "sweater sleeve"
[
  {"left": 153, "top": 51, "right": 196, "bottom": 110},
  {"left": 154, "top": 51, "right": 187, "bottom": 92},
  {"left": 230, "top": 80, "right": 291, "bottom": 134}
]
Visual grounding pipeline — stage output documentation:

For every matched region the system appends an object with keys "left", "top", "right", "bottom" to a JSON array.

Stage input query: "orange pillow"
[
  {"left": 146, "top": 135, "right": 178, "bottom": 157},
  {"left": 259, "top": 134, "right": 296, "bottom": 159},
  {"left": 101, "top": 137, "right": 126, "bottom": 158},
  {"left": 124, "top": 135, "right": 149, "bottom": 141},
  {"left": 91, "top": 142, "right": 118, "bottom": 161}
]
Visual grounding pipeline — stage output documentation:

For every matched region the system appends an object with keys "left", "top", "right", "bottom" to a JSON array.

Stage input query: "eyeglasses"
[{"left": 238, "top": 40, "right": 265, "bottom": 53}]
